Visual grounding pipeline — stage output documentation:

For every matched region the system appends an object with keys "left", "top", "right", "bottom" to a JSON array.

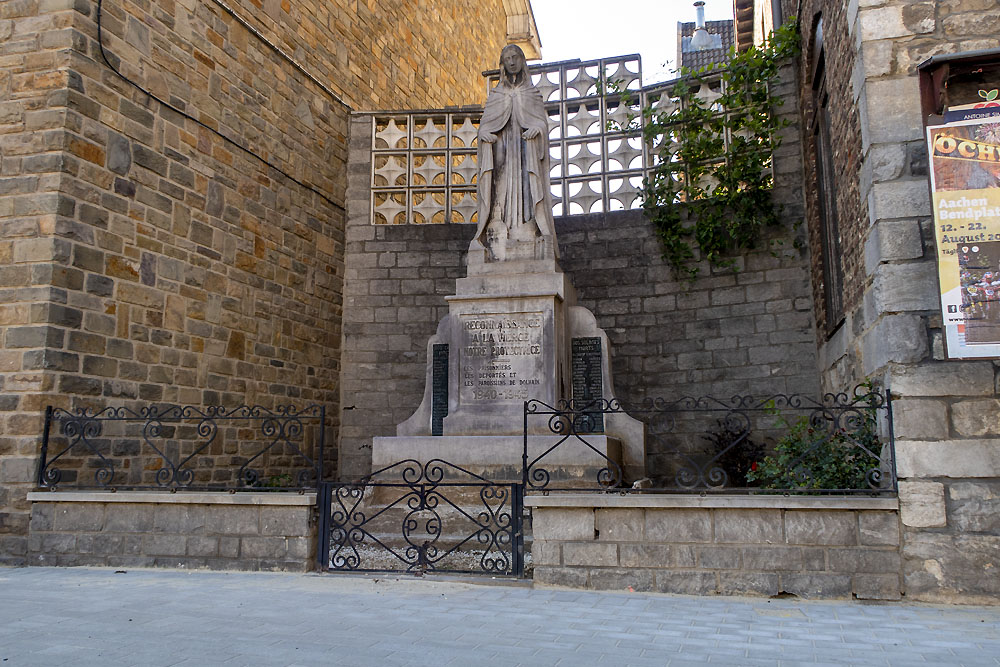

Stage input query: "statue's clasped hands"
[
  {"left": 522, "top": 128, "right": 541, "bottom": 140},
  {"left": 479, "top": 132, "right": 497, "bottom": 144}
]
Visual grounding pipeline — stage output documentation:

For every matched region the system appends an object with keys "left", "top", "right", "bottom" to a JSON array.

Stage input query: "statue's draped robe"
[{"left": 474, "top": 77, "right": 557, "bottom": 255}]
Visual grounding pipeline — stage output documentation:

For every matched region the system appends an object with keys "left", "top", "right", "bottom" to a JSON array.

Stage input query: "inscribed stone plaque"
[
  {"left": 459, "top": 312, "right": 544, "bottom": 404},
  {"left": 431, "top": 344, "right": 449, "bottom": 436},
  {"left": 571, "top": 336, "right": 604, "bottom": 433}
]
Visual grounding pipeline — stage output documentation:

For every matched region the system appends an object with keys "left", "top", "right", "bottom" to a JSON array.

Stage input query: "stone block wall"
[
  {"left": 0, "top": 0, "right": 512, "bottom": 564},
  {"left": 0, "top": 0, "right": 346, "bottom": 565},
  {"left": 339, "top": 79, "right": 818, "bottom": 479},
  {"left": 26, "top": 492, "right": 316, "bottom": 571},
  {"left": 528, "top": 497, "right": 903, "bottom": 600},
  {"left": 220, "top": 0, "right": 509, "bottom": 110},
  {"left": 793, "top": 0, "right": 1000, "bottom": 602}
]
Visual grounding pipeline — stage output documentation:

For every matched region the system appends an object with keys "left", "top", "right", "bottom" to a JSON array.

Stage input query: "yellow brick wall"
[{"left": 231, "top": 0, "right": 509, "bottom": 109}]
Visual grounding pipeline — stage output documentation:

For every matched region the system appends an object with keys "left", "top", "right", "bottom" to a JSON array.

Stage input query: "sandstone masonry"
[{"left": 0, "top": 0, "right": 513, "bottom": 565}]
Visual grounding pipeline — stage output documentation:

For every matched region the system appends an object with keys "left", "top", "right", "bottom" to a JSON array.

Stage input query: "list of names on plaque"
[
  {"left": 460, "top": 312, "right": 544, "bottom": 404},
  {"left": 571, "top": 336, "right": 604, "bottom": 433},
  {"left": 431, "top": 344, "right": 449, "bottom": 436}
]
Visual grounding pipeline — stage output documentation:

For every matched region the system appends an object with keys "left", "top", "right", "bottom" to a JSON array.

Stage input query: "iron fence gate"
[{"left": 317, "top": 459, "right": 523, "bottom": 576}]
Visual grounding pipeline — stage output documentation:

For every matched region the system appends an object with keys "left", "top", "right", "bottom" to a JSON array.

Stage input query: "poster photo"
[{"left": 928, "top": 116, "right": 1000, "bottom": 358}]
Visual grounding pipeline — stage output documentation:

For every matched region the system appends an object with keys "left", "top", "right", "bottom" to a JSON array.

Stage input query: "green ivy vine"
[{"left": 621, "top": 20, "right": 801, "bottom": 279}]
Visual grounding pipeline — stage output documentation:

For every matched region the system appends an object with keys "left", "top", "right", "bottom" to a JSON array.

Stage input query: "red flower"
[{"left": 750, "top": 462, "right": 758, "bottom": 471}]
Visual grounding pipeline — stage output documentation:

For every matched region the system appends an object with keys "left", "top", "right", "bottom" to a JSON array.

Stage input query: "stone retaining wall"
[
  {"left": 528, "top": 495, "right": 902, "bottom": 600},
  {"left": 25, "top": 492, "right": 316, "bottom": 572}
]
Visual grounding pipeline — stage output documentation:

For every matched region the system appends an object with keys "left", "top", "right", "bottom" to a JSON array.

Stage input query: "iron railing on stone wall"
[
  {"left": 37, "top": 404, "right": 326, "bottom": 491},
  {"left": 523, "top": 384, "right": 896, "bottom": 495},
  {"left": 366, "top": 55, "right": 746, "bottom": 225}
]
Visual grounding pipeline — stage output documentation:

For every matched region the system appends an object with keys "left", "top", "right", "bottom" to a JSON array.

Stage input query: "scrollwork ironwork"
[
  {"left": 523, "top": 383, "right": 896, "bottom": 494},
  {"left": 36, "top": 404, "right": 325, "bottom": 490},
  {"left": 321, "top": 459, "right": 521, "bottom": 576}
]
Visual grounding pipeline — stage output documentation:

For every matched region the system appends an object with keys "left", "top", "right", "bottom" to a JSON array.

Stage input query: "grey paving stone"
[{"left": 0, "top": 568, "right": 998, "bottom": 666}]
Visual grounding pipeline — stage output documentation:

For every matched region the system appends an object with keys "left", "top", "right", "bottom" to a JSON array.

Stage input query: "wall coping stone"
[
  {"left": 26, "top": 491, "right": 317, "bottom": 506},
  {"left": 524, "top": 494, "right": 898, "bottom": 510}
]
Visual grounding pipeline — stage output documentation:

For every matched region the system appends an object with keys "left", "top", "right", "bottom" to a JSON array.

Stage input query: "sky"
[{"left": 530, "top": 0, "right": 735, "bottom": 83}]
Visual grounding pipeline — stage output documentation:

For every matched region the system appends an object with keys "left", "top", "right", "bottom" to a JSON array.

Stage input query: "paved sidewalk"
[{"left": 1, "top": 568, "right": 998, "bottom": 666}]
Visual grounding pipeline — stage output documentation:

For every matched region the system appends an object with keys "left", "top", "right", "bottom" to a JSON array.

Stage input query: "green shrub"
[{"left": 746, "top": 382, "right": 883, "bottom": 491}]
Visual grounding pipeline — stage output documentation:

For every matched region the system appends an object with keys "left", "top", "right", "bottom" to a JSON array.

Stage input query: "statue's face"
[{"left": 502, "top": 50, "right": 522, "bottom": 76}]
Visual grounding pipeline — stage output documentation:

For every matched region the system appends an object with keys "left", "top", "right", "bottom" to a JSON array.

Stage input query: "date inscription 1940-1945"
[{"left": 460, "top": 312, "right": 543, "bottom": 403}]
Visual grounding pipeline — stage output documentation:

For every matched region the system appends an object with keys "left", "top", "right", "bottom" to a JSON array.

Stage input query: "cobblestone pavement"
[{"left": 1, "top": 567, "right": 998, "bottom": 666}]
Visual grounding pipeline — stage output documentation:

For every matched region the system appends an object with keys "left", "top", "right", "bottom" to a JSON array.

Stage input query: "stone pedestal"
[
  {"left": 377, "top": 254, "right": 645, "bottom": 484},
  {"left": 372, "top": 435, "right": 623, "bottom": 484}
]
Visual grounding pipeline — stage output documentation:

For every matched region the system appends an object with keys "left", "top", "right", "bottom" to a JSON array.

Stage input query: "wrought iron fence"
[
  {"left": 37, "top": 404, "right": 326, "bottom": 491},
  {"left": 318, "top": 458, "right": 523, "bottom": 576},
  {"left": 523, "top": 384, "right": 896, "bottom": 495}
]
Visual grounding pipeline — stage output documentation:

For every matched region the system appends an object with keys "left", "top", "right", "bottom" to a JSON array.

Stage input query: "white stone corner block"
[
  {"left": 897, "top": 480, "right": 946, "bottom": 527},
  {"left": 896, "top": 439, "right": 1000, "bottom": 479}
]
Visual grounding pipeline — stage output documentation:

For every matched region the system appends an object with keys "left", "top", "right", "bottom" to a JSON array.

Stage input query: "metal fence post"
[
  {"left": 37, "top": 405, "right": 53, "bottom": 487},
  {"left": 513, "top": 482, "right": 525, "bottom": 578},
  {"left": 315, "top": 482, "right": 331, "bottom": 570},
  {"left": 885, "top": 388, "right": 898, "bottom": 493}
]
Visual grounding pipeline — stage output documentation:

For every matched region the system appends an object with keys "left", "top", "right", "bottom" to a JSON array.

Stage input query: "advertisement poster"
[{"left": 928, "top": 116, "right": 1000, "bottom": 358}]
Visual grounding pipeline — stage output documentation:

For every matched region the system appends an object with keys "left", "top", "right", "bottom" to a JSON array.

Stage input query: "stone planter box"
[
  {"left": 26, "top": 491, "right": 317, "bottom": 572},
  {"left": 527, "top": 494, "right": 902, "bottom": 600}
]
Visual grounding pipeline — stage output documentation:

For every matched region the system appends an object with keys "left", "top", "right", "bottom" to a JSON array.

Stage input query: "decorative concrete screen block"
[{"left": 367, "top": 54, "right": 759, "bottom": 226}]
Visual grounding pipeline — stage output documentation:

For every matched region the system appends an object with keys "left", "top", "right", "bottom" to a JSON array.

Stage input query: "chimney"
[{"left": 690, "top": 1, "right": 714, "bottom": 51}]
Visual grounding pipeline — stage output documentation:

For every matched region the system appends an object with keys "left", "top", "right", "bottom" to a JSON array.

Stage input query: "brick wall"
[
  {"left": 340, "top": 73, "right": 818, "bottom": 479},
  {"left": 796, "top": 2, "right": 869, "bottom": 345},
  {"left": 27, "top": 492, "right": 315, "bottom": 571},
  {"left": 0, "top": 0, "right": 510, "bottom": 564},
  {"left": 529, "top": 497, "right": 902, "bottom": 600}
]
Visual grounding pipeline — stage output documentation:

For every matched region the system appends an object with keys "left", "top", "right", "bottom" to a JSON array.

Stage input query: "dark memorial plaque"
[
  {"left": 431, "top": 344, "right": 449, "bottom": 436},
  {"left": 571, "top": 337, "right": 603, "bottom": 433}
]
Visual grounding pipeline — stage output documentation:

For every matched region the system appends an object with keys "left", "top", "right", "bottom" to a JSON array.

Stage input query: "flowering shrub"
[{"left": 745, "top": 382, "right": 883, "bottom": 491}]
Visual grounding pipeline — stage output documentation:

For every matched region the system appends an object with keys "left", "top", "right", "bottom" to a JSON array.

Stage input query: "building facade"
[
  {"left": 0, "top": 0, "right": 535, "bottom": 564},
  {"left": 749, "top": 0, "right": 999, "bottom": 602}
]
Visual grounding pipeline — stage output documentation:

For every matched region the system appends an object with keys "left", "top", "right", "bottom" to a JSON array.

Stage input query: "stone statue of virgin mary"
[{"left": 472, "top": 44, "right": 558, "bottom": 262}]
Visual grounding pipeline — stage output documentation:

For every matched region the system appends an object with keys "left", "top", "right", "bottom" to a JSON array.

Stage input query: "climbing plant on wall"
[{"left": 637, "top": 20, "right": 801, "bottom": 279}]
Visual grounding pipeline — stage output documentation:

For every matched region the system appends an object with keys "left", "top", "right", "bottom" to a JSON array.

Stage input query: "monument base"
[
  {"left": 389, "top": 239, "right": 646, "bottom": 485},
  {"left": 372, "top": 435, "right": 623, "bottom": 486}
]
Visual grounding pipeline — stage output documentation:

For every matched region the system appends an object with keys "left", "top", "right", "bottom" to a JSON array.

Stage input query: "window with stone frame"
[{"left": 810, "top": 17, "right": 845, "bottom": 334}]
